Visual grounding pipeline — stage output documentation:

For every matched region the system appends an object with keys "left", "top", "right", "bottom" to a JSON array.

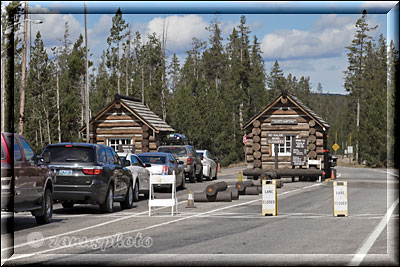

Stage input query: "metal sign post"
[
  {"left": 262, "top": 179, "right": 277, "bottom": 216},
  {"left": 333, "top": 181, "right": 348, "bottom": 217}
]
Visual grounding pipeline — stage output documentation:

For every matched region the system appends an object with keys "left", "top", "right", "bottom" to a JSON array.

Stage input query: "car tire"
[
  {"left": 213, "top": 167, "right": 218, "bottom": 180},
  {"left": 189, "top": 169, "right": 196, "bottom": 183},
  {"left": 35, "top": 189, "right": 53, "bottom": 225},
  {"left": 196, "top": 167, "right": 203, "bottom": 182},
  {"left": 121, "top": 182, "right": 135, "bottom": 209},
  {"left": 62, "top": 201, "right": 74, "bottom": 209},
  {"left": 206, "top": 167, "right": 212, "bottom": 181},
  {"left": 179, "top": 172, "right": 186, "bottom": 190},
  {"left": 100, "top": 186, "right": 114, "bottom": 213},
  {"left": 133, "top": 181, "right": 140, "bottom": 202}
]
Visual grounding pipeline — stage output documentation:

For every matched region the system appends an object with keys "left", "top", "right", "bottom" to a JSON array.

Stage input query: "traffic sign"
[
  {"left": 333, "top": 181, "right": 348, "bottom": 217},
  {"left": 243, "top": 135, "right": 247, "bottom": 145},
  {"left": 266, "top": 133, "right": 285, "bottom": 144},
  {"left": 262, "top": 179, "right": 277, "bottom": 216},
  {"left": 332, "top": 143, "right": 340, "bottom": 152}
]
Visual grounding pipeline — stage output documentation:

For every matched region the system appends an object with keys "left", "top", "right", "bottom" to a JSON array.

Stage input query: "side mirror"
[
  {"left": 178, "top": 161, "right": 184, "bottom": 165},
  {"left": 123, "top": 160, "right": 131, "bottom": 167},
  {"left": 144, "top": 163, "right": 152, "bottom": 168}
]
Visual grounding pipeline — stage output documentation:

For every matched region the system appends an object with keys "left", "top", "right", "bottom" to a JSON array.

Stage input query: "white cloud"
[
  {"left": 361, "top": 1, "right": 397, "bottom": 8},
  {"left": 260, "top": 14, "right": 357, "bottom": 60},
  {"left": 144, "top": 15, "right": 209, "bottom": 52}
]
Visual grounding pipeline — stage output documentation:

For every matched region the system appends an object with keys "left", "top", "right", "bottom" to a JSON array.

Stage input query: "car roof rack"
[{"left": 161, "top": 133, "right": 189, "bottom": 145}]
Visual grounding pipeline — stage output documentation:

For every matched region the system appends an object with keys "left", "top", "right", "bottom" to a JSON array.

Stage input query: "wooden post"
[{"left": 274, "top": 145, "right": 278, "bottom": 169}]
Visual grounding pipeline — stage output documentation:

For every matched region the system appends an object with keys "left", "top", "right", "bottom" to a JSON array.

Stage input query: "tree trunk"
[
  {"left": 56, "top": 71, "right": 61, "bottom": 142},
  {"left": 18, "top": 1, "right": 28, "bottom": 135},
  {"left": 141, "top": 66, "right": 145, "bottom": 104}
]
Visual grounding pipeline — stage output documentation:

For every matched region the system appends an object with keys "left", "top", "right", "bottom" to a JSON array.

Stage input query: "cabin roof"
[
  {"left": 79, "top": 94, "right": 174, "bottom": 133},
  {"left": 243, "top": 91, "right": 331, "bottom": 131}
]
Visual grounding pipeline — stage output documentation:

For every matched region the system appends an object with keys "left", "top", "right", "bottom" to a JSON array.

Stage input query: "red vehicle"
[{"left": 1, "top": 132, "right": 55, "bottom": 224}]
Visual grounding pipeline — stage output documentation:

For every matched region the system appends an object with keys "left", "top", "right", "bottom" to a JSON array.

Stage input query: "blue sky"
[{"left": 6, "top": 1, "right": 399, "bottom": 95}]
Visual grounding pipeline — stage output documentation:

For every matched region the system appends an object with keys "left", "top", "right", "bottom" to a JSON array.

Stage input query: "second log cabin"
[{"left": 79, "top": 94, "right": 174, "bottom": 152}]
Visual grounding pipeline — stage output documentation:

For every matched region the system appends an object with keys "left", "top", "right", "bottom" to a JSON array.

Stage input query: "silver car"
[
  {"left": 196, "top": 150, "right": 218, "bottom": 181},
  {"left": 137, "top": 152, "right": 185, "bottom": 190},
  {"left": 117, "top": 152, "right": 151, "bottom": 199}
]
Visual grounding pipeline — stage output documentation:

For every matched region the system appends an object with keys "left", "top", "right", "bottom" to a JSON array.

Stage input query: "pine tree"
[{"left": 267, "top": 60, "right": 285, "bottom": 98}]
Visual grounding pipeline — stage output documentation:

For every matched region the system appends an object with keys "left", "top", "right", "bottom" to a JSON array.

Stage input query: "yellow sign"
[
  {"left": 332, "top": 143, "right": 340, "bottom": 152},
  {"left": 333, "top": 181, "right": 348, "bottom": 217},
  {"left": 262, "top": 179, "right": 277, "bottom": 216}
]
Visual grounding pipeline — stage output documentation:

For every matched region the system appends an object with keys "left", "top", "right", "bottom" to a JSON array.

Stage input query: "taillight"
[
  {"left": 187, "top": 158, "right": 192, "bottom": 165},
  {"left": 82, "top": 169, "right": 102, "bottom": 175},
  {"left": 162, "top": 165, "right": 168, "bottom": 175}
]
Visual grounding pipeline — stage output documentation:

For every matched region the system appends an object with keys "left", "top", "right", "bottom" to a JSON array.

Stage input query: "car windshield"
[
  {"left": 138, "top": 155, "right": 166, "bottom": 165},
  {"left": 43, "top": 146, "right": 95, "bottom": 163},
  {"left": 196, "top": 152, "right": 204, "bottom": 159},
  {"left": 158, "top": 147, "right": 187, "bottom": 157}
]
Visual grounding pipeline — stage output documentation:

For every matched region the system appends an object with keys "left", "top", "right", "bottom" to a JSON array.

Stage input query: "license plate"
[{"left": 59, "top": 169, "right": 72, "bottom": 176}]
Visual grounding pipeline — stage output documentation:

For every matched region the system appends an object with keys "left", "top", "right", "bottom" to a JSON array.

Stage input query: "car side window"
[
  {"left": 130, "top": 155, "right": 139, "bottom": 166},
  {"left": 169, "top": 154, "right": 176, "bottom": 163},
  {"left": 111, "top": 150, "right": 122, "bottom": 165},
  {"left": 97, "top": 149, "right": 107, "bottom": 164},
  {"left": 19, "top": 138, "right": 35, "bottom": 162},
  {"left": 135, "top": 156, "right": 145, "bottom": 167},
  {"left": 105, "top": 149, "right": 114, "bottom": 164},
  {"left": 14, "top": 138, "right": 23, "bottom": 162}
]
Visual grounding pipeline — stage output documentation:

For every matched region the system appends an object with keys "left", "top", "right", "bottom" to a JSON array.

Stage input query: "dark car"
[
  {"left": 157, "top": 145, "right": 203, "bottom": 183},
  {"left": 42, "top": 143, "right": 134, "bottom": 213},
  {"left": 1, "top": 132, "right": 54, "bottom": 224}
]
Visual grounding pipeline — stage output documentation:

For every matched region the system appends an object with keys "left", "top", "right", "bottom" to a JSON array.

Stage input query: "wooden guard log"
[
  {"left": 235, "top": 180, "right": 255, "bottom": 192},
  {"left": 193, "top": 192, "right": 216, "bottom": 202},
  {"left": 215, "top": 191, "right": 232, "bottom": 202},
  {"left": 252, "top": 127, "right": 261, "bottom": 136},
  {"left": 244, "top": 186, "right": 259, "bottom": 195},
  {"left": 252, "top": 120, "right": 261, "bottom": 128},
  {"left": 226, "top": 187, "right": 239, "bottom": 200},
  {"left": 206, "top": 181, "right": 228, "bottom": 196}
]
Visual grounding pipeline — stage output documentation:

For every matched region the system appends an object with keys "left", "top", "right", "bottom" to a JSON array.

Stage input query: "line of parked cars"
[{"left": 1, "top": 132, "right": 218, "bottom": 224}]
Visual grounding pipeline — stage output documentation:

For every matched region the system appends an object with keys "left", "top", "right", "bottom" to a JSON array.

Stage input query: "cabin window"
[
  {"left": 272, "top": 135, "right": 296, "bottom": 156},
  {"left": 108, "top": 138, "right": 132, "bottom": 151}
]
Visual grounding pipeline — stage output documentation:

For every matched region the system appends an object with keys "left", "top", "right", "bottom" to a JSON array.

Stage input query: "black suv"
[{"left": 42, "top": 143, "right": 134, "bottom": 213}]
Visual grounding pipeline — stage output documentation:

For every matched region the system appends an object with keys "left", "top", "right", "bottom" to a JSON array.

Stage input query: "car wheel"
[
  {"left": 62, "top": 201, "right": 74, "bottom": 209},
  {"left": 189, "top": 169, "right": 196, "bottom": 183},
  {"left": 179, "top": 172, "right": 186, "bottom": 190},
  {"left": 121, "top": 182, "right": 135, "bottom": 209},
  {"left": 133, "top": 181, "right": 140, "bottom": 202},
  {"left": 100, "top": 186, "right": 114, "bottom": 213},
  {"left": 196, "top": 167, "right": 203, "bottom": 182},
  {"left": 206, "top": 167, "right": 212, "bottom": 181},
  {"left": 213, "top": 167, "right": 218, "bottom": 180},
  {"left": 35, "top": 189, "right": 53, "bottom": 225}
]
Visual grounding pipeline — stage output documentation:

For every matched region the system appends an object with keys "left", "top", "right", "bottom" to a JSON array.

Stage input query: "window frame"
[{"left": 271, "top": 134, "right": 297, "bottom": 157}]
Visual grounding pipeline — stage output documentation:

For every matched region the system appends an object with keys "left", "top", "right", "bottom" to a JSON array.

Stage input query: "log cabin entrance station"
[
  {"left": 79, "top": 95, "right": 174, "bottom": 152},
  {"left": 242, "top": 91, "right": 331, "bottom": 177}
]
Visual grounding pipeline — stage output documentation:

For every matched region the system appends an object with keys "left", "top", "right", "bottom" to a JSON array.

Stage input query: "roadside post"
[
  {"left": 266, "top": 133, "right": 285, "bottom": 169},
  {"left": 262, "top": 179, "right": 277, "bottom": 216},
  {"left": 149, "top": 171, "right": 178, "bottom": 216},
  {"left": 333, "top": 181, "right": 348, "bottom": 217}
]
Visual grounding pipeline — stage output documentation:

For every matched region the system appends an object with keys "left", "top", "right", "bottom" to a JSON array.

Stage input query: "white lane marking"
[
  {"left": 347, "top": 197, "right": 399, "bottom": 266},
  {"left": 1, "top": 200, "right": 186, "bottom": 252},
  {"left": 7, "top": 183, "right": 324, "bottom": 260}
]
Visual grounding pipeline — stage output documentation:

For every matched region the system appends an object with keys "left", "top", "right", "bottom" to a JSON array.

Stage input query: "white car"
[
  {"left": 117, "top": 152, "right": 151, "bottom": 199},
  {"left": 196, "top": 150, "right": 218, "bottom": 181}
]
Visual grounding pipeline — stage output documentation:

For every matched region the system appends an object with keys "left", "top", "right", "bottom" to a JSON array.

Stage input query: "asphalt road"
[{"left": 1, "top": 166, "right": 398, "bottom": 266}]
